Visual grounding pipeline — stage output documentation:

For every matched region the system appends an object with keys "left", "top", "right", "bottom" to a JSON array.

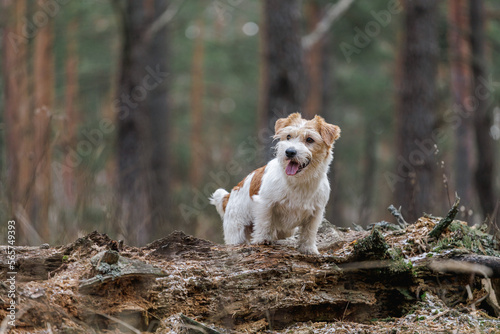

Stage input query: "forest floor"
[{"left": 1, "top": 214, "right": 500, "bottom": 333}]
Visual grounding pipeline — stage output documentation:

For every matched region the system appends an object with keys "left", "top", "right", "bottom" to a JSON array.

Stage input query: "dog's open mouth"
[{"left": 285, "top": 159, "right": 310, "bottom": 176}]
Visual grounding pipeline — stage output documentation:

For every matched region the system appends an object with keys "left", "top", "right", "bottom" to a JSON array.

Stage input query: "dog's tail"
[{"left": 209, "top": 188, "right": 229, "bottom": 219}]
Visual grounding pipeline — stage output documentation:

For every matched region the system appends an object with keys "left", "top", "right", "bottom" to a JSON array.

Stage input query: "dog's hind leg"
[{"left": 223, "top": 215, "right": 249, "bottom": 244}]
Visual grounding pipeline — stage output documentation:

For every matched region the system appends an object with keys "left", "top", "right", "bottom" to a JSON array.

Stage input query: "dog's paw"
[
  {"left": 252, "top": 235, "right": 267, "bottom": 244},
  {"left": 298, "top": 245, "right": 319, "bottom": 255},
  {"left": 252, "top": 239, "right": 275, "bottom": 246}
]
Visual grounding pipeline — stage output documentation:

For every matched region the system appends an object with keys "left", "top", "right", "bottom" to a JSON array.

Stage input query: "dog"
[{"left": 210, "top": 113, "right": 340, "bottom": 254}]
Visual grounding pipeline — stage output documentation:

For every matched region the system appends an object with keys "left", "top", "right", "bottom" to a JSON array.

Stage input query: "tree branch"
[
  {"left": 147, "top": 0, "right": 184, "bottom": 38},
  {"left": 302, "top": 0, "right": 356, "bottom": 50},
  {"left": 387, "top": 205, "right": 408, "bottom": 228},
  {"left": 429, "top": 196, "right": 460, "bottom": 239}
]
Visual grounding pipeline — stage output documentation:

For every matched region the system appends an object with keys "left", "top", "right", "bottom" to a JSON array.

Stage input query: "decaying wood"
[
  {"left": 1, "top": 218, "right": 499, "bottom": 333},
  {"left": 429, "top": 196, "right": 460, "bottom": 239},
  {"left": 78, "top": 250, "right": 166, "bottom": 294},
  {"left": 352, "top": 228, "right": 389, "bottom": 261},
  {"left": 452, "top": 254, "right": 500, "bottom": 277},
  {"left": 180, "top": 314, "right": 221, "bottom": 334}
]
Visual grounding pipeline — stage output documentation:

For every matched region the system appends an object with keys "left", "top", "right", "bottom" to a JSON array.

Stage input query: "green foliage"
[{"left": 1, "top": 0, "right": 499, "bottom": 244}]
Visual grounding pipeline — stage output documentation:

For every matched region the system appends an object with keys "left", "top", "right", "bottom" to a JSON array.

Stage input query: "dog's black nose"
[{"left": 285, "top": 148, "right": 297, "bottom": 158}]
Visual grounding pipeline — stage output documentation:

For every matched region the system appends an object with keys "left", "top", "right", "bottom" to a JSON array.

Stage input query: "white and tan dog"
[{"left": 210, "top": 113, "right": 340, "bottom": 254}]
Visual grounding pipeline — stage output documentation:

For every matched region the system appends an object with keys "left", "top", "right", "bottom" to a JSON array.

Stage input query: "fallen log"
[{"left": 0, "top": 217, "right": 499, "bottom": 333}]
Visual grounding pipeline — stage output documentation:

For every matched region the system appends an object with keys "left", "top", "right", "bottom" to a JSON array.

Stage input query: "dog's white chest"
[
  {"left": 266, "top": 181, "right": 326, "bottom": 229},
  {"left": 271, "top": 201, "right": 314, "bottom": 229}
]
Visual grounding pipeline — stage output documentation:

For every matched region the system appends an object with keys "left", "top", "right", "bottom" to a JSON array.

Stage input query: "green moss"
[
  {"left": 353, "top": 228, "right": 389, "bottom": 261},
  {"left": 429, "top": 222, "right": 500, "bottom": 257},
  {"left": 386, "top": 247, "right": 415, "bottom": 276},
  {"left": 387, "top": 247, "right": 403, "bottom": 259},
  {"left": 462, "top": 235, "right": 472, "bottom": 249},
  {"left": 447, "top": 221, "right": 462, "bottom": 232}
]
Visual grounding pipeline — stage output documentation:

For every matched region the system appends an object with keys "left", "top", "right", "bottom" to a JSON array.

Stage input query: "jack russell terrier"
[{"left": 210, "top": 113, "right": 340, "bottom": 254}]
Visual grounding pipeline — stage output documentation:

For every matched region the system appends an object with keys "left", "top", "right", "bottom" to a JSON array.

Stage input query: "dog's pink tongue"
[{"left": 286, "top": 161, "right": 300, "bottom": 176}]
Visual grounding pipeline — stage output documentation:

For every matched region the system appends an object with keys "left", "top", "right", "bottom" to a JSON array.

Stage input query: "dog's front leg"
[
  {"left": 297, "top": 209, "right": 323, "bottom": 255},
  {"left": 251, "top": 202, "right": 275, "bottom": 244}
]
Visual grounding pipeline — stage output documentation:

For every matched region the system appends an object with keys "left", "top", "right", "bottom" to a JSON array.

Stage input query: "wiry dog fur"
[{"left": 210, "top": 113, "right": 341, "bottom": 254}]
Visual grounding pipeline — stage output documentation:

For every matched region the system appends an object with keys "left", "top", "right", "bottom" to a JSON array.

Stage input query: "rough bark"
[
  {"left": 449, "top": 0, "right": 476, "bottom": 215},
  {"left": 115, "top": 1, "right": 171, "bottom": 246},
  {"left": 395, "top": 0, "right": 439, "bottom": 223},
  {"left": 470, "top": 0, "right": 497, "bottom": 221},
  {"left": 259, "top": 0, "right": 307, "bottom": 162}
]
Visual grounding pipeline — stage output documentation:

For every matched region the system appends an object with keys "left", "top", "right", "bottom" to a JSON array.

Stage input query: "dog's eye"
[
  {"left": 286, "top": 135, "right": 291, "bottom": 140},
  {"left": 306, "top": 137, "right": 315, "bottom": 143}
]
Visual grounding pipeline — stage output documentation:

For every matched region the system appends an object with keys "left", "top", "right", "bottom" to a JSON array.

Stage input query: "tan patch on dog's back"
[
  {"left": 232, "top": 176, "right": 246, "bottom": 192},
  {"left": 249, "top": 165, "right": 266, "bottom": 197},
  {"left": 222, "top": 193, "right": 230, "bottom": 212},
  {"left": 224, "top": 176, "right": 247, "bottom": 212},
  {"left": 222, "top": 166, "right": 266, "bottom": 212}
]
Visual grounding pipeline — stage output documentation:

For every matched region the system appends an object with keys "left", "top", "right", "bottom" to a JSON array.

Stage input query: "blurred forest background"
[{"left": 1, "top": 0, "right": 500, "bottom": 246}]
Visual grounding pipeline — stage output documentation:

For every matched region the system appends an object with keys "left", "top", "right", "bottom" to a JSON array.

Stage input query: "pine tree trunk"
[
  {"left": 3, "top": 0, "right": 39, "bottom": 244},
  {"left": 304, "top": 0, "right": 323, "bottom": 119},
  {"left": 189, "top": 18, "right": 205, "bottom": 189},
  {"left": 116, "top": 1, "right": 171, "bottom": 246},
  {"left": 259, "top": 0, "right": 307, "bottom": 162},
  {"left": 63, "top": 20, "right": 79, "bottom": 207},
  {"left": 33, "top": 0, "right": 55, "bottom": 242},
  {"left": 449, "top": 0, "right": 476, "bottom": 216},
  {"left": 469, "top": 0, "right": 497, "bottom": 220},
  {"left": 62, "top": 20, "right": 80, "bottom": 238},
  {"left": 395, "top": 0, "right": 439, "bottom": 223}
]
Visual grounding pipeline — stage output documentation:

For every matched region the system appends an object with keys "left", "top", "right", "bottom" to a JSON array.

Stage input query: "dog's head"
[{"left": 274, "top": 113, "right": 341, "bottom": 177}]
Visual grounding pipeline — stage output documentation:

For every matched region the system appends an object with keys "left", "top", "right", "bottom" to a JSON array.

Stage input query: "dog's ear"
[
  {"left": 320, "top": 124, "right": 341, "bottom": 146},
  {"left": 274, "top": 118, "right": 288, "bottom": 134},
  {"left": 274, "top": 113, "right": 302, "bottom": 134},
  {"left": 315, "top": 116, "right": 340, "bottom": 146}
]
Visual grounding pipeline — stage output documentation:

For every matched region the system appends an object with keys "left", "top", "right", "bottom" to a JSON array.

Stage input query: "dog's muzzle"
[{"left": 285, "top": 158, "right": 310, "bottom": 176}]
